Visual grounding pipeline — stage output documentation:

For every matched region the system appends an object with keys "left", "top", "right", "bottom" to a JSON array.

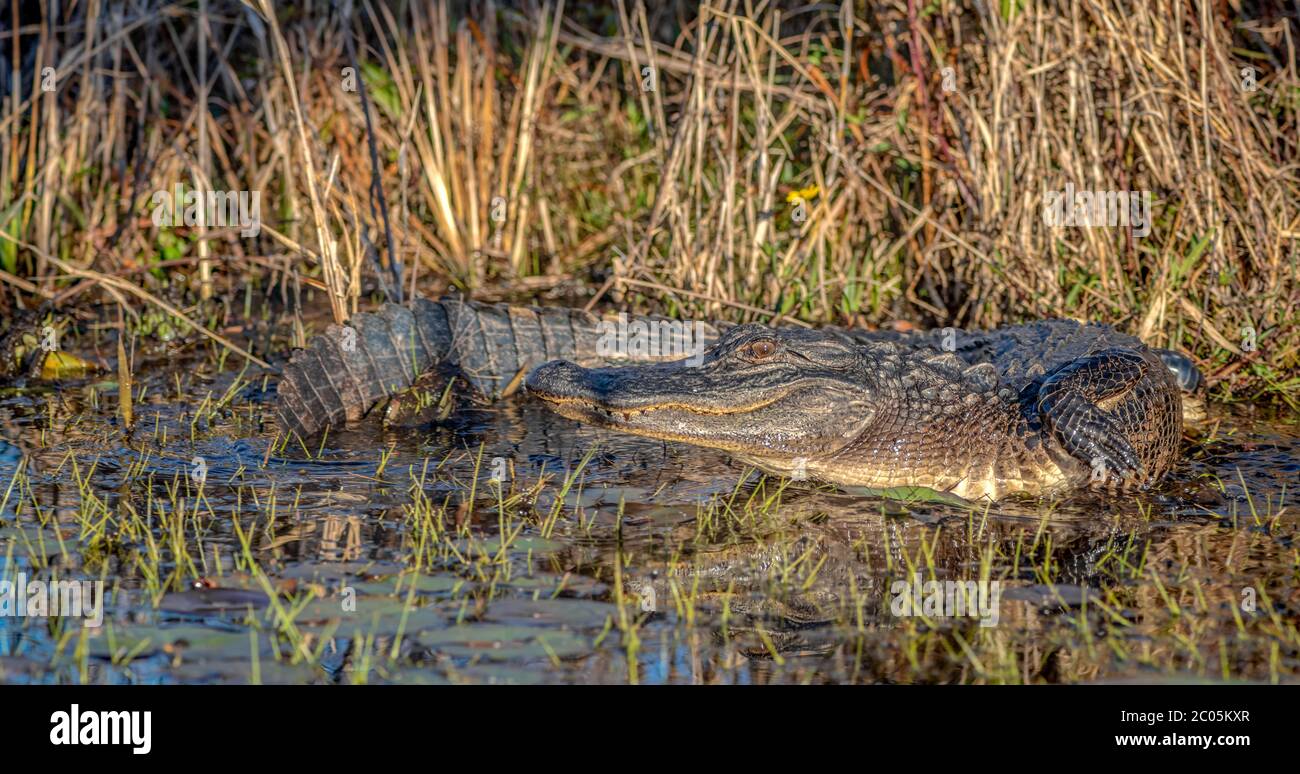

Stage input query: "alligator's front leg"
[{"left": 1035, "top": 349, "right": 1150, "bottom": 482}]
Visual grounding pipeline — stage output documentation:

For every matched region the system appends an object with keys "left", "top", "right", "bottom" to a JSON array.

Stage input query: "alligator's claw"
[{"left": 1037, "top": 350, "right": 1149, "bottom": 482}]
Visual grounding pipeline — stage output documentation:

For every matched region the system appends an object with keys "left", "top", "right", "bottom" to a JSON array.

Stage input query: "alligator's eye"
[{"left": 741, "top": 338, "right": 778, "bottom": 360}]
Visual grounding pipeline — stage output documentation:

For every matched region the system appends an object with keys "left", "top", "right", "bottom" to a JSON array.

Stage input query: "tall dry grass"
[{"left": 0, "top": 0, "right": 1296, "bottom": 403}]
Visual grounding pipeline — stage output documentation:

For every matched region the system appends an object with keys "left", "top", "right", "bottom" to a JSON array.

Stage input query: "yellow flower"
[{"left": 786, "top": 184, "right": 820, "bottom": 203}]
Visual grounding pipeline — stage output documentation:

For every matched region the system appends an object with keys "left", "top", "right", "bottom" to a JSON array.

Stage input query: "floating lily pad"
[
  {"left": 416, "top": 623, "right": 590, "bottom": 661},
  {"left": 480, "top": 596, "right": 614, "bottom": 629}
]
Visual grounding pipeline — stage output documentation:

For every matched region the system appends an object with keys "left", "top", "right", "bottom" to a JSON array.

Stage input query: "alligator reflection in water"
[{"left": 542, "top": 493, "right": 1238, "bottom": 667}]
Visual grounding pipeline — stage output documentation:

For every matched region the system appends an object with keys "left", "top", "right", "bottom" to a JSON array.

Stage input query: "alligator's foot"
[{"left": 1037, "top": 349, "right": 1148, "bottom": 482}]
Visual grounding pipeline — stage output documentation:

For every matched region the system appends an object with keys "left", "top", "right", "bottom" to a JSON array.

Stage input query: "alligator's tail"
[{"left": 275, "top": 298, "right": 720, "bottom": 440}]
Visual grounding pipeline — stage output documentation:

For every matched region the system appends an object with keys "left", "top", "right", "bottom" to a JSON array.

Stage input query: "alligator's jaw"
[
  {"left": 534, "top": 379, "right": 834, "bottom": 455},
  {"left": 526, "top": 355, "right": 869, "bottom": 460},
  {"left": 540, "top": 399, "right": 784, "bottom": 453}
]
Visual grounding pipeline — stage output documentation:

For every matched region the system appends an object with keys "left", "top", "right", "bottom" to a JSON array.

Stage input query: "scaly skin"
[
  {"left": 527, "top": 319, "right": 1193, "bottom": 500},
  {"left": 275, "top": 298, "right": 721, "bottom": 439}
]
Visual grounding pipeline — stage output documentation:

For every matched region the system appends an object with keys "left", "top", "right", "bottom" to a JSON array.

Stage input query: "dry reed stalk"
[{"left": 249, "top": 0, "right": 344, "bottom": 323}]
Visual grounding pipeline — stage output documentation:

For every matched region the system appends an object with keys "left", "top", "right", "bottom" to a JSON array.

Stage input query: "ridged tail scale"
[{"left": 275, "top": 298, "right": 720, "bottom": 440}]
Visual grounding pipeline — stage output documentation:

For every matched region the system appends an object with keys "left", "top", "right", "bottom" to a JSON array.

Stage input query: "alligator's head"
[{"left": 526, "top": 324, "right": 875, "bottom": 475}]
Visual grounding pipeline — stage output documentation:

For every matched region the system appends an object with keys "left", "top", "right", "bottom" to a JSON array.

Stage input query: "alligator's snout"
[
  {"left": 526, "top": 359, "right": 596, "bottom": 402},
  {"left": 526, "top": 358, "right": 685, "bottom": 411},
  {"left": 528, "top": 354, "right": 795, "bottom": 417}
]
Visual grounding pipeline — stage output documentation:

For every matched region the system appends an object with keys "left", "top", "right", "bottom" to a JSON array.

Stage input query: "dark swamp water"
[{"left": 0, "top": 345, "right": 1297, "bottom": 685}]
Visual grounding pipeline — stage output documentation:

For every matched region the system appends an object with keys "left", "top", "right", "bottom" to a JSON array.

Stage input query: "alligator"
[{"left": 276, "top": 298, "right": 1203, "bottom": 500}]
